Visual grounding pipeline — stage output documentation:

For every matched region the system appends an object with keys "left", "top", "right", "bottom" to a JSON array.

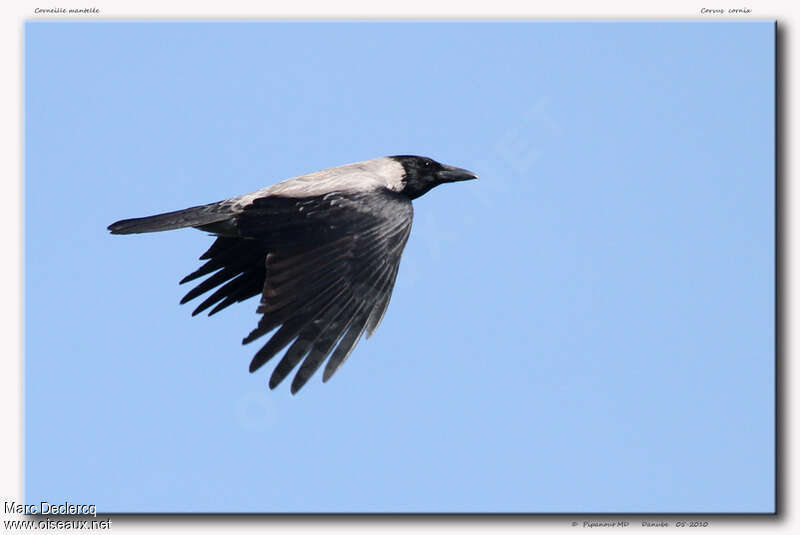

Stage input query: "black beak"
[{"left": 436, "top": 164, "right": 478, "bottom": 183}]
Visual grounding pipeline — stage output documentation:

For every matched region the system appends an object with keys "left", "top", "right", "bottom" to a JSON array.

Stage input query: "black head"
[{"left": 390, "top": 155, "right": 478, "bottom": 200}]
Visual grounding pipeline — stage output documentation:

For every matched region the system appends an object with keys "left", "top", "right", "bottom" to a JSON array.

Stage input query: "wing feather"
[
  {"left": 323, "top": 311, "right": 372, "bottom": 383},
  {"left": 288, "top": 297, "right": 365, "bottom": 393},
  {"left": 179, "top": 189, "right": 413, "bottom": 392}
]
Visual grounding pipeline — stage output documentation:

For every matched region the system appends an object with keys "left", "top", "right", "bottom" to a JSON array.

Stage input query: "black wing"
[{"left": 180, "top": 190, "right": 413, "bottom": 393}]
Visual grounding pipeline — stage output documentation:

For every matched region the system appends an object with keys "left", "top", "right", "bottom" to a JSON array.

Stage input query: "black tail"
[{"left": 108, "top": 202, "right": 232, "bottom": 235}]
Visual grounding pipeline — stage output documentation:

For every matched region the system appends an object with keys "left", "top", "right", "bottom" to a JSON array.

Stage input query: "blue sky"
[{"left": 25, "top": 21, "right": 774, "bottom": 513}]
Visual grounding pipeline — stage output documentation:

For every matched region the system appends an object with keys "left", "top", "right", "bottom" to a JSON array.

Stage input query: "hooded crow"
[{"left": 108, "top": 155, "right": 477, "bottom": 393}]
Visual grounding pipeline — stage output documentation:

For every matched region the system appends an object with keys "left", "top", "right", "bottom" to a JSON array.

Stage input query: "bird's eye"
[{"left": 424, "top": 161, "right": 432, "bottom": 167}]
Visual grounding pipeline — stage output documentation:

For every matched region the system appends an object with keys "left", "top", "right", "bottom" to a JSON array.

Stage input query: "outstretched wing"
[{"left": 181, "top": 189, "right": 413, "bottom": 393}]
